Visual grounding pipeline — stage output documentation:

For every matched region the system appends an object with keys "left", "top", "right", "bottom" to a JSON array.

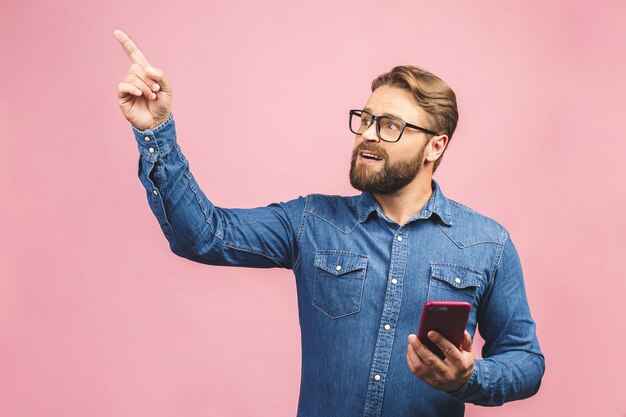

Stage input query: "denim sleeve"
[
  {"left": 448, "top": 233, "right": 545, "bottom": 405},
  {"left": 131, "top": 113, "right": 306, "bottom": 269}
]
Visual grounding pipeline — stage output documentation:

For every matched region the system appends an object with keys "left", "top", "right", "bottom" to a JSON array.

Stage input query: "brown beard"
[{"left": 349, "top": 142, "right": 426, "bottom": 194}]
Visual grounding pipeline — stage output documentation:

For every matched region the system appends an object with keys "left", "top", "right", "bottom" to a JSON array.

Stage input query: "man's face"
[{"left": 350, "top": 85, "right": 431, "bottom": 194}]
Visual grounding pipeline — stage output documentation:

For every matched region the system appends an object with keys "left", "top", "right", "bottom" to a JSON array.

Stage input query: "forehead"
[{"left": 363, "top": 84, "right": 427, "bottom": 125}]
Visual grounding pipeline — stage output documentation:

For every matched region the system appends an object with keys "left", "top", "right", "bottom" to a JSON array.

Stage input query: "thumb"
[{"left": 461, "top": 331, "right": 473, "bottom": 353}]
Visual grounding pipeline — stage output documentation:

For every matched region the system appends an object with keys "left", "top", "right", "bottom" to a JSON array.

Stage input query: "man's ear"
[{"left": 424, "top": 135, "right": 448, "bottom": 162}]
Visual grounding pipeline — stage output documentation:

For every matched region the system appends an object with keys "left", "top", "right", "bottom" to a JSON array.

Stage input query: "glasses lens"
[
  {"left": 350, "top": 111, "right": 372, "bottom": 135},
  {"left": 378, "top": 116, "right": 403, "bottom": 142}
]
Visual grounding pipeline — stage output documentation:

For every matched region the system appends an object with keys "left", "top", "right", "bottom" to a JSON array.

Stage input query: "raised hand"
[{"left": 114, "top": 29, "right": 172, "bottom": 130}]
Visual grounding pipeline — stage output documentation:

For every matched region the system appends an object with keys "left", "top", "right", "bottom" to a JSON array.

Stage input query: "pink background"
[{"left": 1, "top": 0, "right": 625, "bottom": 416}]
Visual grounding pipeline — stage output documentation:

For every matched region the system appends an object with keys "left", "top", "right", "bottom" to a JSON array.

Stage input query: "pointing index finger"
[{"left": 113, "top": 29, "right": 151, "bottom": 67}]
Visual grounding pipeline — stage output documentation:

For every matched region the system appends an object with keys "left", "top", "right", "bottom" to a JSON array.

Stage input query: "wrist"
[{"left": 445, "top": 363, "right": 474, "bottom": 393}]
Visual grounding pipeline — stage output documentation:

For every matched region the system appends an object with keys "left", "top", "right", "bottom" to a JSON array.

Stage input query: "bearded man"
[{"left": 115, "top": 29, "right": 545, "bottom": 417}]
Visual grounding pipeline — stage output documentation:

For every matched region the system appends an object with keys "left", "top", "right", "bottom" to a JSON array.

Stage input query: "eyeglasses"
[{"left": 349, "top": 109, "right": 438, "bottom": 142}]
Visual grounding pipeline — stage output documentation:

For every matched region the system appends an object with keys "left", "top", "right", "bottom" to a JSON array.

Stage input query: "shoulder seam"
[
  {"left": 292, "top": 194, "right": 310, "bottom": 270},
  {"left": 490, "top": 228, "right": 510, "bottom": 279}
]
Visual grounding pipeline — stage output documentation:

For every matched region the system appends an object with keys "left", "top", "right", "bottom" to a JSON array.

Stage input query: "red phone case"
[{"left": 416, "top": 301, "right": 471, "bottom": 360}]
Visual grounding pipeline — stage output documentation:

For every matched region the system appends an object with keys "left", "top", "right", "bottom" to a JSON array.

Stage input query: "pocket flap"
[
  {"left": 315, "top": 252, "right": 368, "bottom": 276},
  {"left": 430, "top": 264, "right": 483, "bottom": 289}
]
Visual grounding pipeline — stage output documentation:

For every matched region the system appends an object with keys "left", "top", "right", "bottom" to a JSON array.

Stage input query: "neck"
[{"left": 371, "top": 173, "right": 434, "bottom": 227}]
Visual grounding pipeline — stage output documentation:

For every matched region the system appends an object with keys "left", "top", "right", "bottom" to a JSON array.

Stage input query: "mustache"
[{"left": 353, "top": 143, "right": 388, "bottom": 160}]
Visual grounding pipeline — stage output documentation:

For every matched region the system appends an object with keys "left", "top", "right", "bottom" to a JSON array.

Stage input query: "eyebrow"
[{"left": 363, "top": 107, "right": 405, "bottom": 120}]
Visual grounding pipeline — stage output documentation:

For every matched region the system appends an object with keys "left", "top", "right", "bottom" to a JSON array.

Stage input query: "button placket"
[{"left": 364, "top": 228, "right": 408, "bottom": 416}]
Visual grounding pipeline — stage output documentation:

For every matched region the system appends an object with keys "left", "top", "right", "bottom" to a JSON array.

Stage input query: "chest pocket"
[
  {"left": 427, "top": 263, "right": 484, "bottom": 305},
  {"left": 313, "top": 251, "right": 368, "bottom": 319}
]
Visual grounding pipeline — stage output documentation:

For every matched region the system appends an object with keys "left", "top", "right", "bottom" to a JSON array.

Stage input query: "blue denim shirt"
[{"left": 131, "top": 113, "right": 545, "bottom": 416}]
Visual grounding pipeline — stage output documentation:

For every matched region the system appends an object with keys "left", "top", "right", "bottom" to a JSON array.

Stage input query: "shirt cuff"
[
  {"left": 131, "top": 113, "right": 176, "bottom": 160},
  {"left": 446, "top": 359, "right": 488, "bottom": 401}
]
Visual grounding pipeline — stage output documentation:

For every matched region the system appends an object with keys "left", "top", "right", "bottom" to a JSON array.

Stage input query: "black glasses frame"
[{"left": 349, "top": 109, "right": 438, "bottom": 142}]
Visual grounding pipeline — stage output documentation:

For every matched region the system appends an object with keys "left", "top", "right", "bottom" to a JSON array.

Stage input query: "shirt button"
[
  {"left": 384, "top": 324, "right": 391, "bottom": 331},
  {"left": 391, "top": 278, "right": 398, "bottom": 285},
  {"left": 397, "top": 236, "right": 403, "bottom": 242},
  {"left": 148, "top": 147, "right": 155, "bottom": 153},
  {"left": 335, "top": 265, "right": 342, "bottom": 271},
  {"left": 374, "top": 374, "right": 381, "bottom": 381},
  {"left": 455, "top": 277, "right": 461, "bottom": 284},
  {"left": 153, "top": 189, "right": 159, "bottom": 195},
  {"left": 143, "top": 136, "right": 151, "bottom": 142}
]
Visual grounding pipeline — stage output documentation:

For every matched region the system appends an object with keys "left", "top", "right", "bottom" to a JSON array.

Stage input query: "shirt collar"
[{"left": 356, "top": 179, "right": 454, "bottom": 226}]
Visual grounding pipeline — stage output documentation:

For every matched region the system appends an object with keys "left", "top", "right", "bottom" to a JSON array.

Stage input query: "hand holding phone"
[{"left": 417, "top": 301, "right": 471, "bottom": 360}]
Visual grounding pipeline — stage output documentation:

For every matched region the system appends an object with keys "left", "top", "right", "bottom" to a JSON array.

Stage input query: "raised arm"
[{"left": 114, "top": 30, "right": 306, "bottom": 269}]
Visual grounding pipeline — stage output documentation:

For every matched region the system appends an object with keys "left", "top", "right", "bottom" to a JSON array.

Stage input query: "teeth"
[{"left": 362, "top": 152, "right": 381, "bottom": 160}]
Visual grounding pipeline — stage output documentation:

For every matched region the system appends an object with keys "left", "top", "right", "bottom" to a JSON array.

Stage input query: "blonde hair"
[{"left": 371, "top": 65, "right": 458, "bottom": 173}]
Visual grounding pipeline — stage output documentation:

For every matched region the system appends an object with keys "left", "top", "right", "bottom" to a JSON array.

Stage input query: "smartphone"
[{"left": 417, "top": 301, "right": 471, "bottom": 360}]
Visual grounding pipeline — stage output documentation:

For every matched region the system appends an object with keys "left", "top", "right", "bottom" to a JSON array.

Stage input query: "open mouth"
[{"left": 359, "top": 151, "right": 384, "bottom": 163}]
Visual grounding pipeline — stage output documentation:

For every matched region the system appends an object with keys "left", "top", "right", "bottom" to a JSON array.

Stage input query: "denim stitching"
[
  {"left": 307, "top": 210, "right": 360, "bottom": 234},
  {"left": 436, "top": 223, "right": 503, "bottom": 248},
  {"left": 292, "top": 194, "right": 310, "bottom": 271},
  {"left": 490, "top": 229, "right": 509, "bottom": 280}
]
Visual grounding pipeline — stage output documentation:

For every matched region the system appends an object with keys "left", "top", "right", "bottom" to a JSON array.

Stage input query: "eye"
[{"left": 382, "top": 120, "right": 401, "bottom": 131}]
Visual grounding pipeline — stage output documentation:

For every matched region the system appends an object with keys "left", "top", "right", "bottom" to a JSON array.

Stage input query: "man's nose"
[{"left": 361, "top": 122, "right": 380, "bottom": 142}]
